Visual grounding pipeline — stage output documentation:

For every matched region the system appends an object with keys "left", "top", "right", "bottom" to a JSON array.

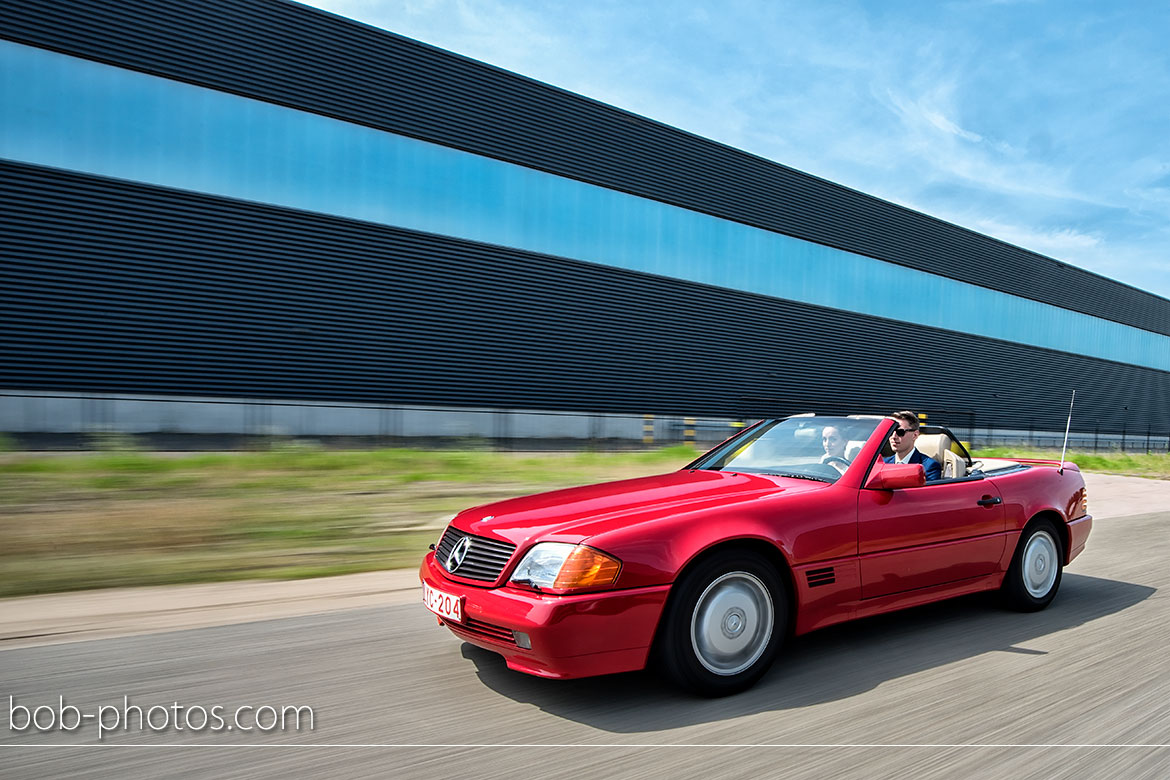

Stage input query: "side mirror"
[{"left": 865, "top": 462, "right": 926, "bottom": 490}]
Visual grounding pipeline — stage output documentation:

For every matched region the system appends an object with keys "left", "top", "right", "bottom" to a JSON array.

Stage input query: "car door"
[{"left": 857, "top": 475, "right": 1007, "bottom": 599}]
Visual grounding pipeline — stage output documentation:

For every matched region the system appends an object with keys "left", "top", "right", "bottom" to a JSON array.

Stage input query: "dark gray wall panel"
[
  {"left": 2, "top": 161, "right": 1167, "bottom": 435},
  {"left": 2, "top": 0, "right": 1169, "bottom": 337}
]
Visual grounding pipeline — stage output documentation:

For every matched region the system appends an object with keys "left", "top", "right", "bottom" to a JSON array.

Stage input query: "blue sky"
[{"left": 301, "top": 0, "right": 1170, "bottom": 303}]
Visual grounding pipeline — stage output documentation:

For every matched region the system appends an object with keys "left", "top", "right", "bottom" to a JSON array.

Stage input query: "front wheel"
[
  {"left": 656, "top": 550, "right": 786, "bottom": 696},
  {"left": 1002, "top": 520, "right": 1064, "bottom": 612}
]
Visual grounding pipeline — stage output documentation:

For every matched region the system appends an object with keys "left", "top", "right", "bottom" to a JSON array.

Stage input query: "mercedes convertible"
[{"left": 419, "top": 415, "right": 1092, "bottom": 695}]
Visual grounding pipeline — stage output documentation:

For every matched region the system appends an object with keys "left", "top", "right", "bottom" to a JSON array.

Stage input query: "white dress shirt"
[{"left": 892, "top": 448, "right": 918, "bottom": 464}]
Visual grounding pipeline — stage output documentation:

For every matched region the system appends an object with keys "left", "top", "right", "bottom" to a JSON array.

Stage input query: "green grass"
[
  {"left": 0, "top": 446, "right": 699, "bottom": 597},
  {"left": 2, "top": 442, "right": 1161, "bottom": 598},
  {"left": 972, "top": 447, "right": 1170, "bottom": 478}
]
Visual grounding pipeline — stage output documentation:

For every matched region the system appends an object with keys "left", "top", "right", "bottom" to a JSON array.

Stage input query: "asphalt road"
[{"left": 4, "top": 489, "right": 1170, "bottom": 778}]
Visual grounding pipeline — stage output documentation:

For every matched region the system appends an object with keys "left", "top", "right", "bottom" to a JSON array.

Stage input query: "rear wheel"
[
  {"left": 1002, "top": 520, "right": 1063, "bottom": 611},
  {"left": 657, "top": 550, "right": 786, "bottom": 696}
]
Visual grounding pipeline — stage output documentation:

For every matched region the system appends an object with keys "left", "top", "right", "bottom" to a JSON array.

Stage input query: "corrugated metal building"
[{"left": 1, "top": 0, "right": 1168, "bottom": 439}]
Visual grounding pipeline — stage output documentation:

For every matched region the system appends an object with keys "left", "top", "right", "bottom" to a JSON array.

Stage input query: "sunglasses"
[{"left": 891, "top": 427, "right": 918, "bottom": 437}]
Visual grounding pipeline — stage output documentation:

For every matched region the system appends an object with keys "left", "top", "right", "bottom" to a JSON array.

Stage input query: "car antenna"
[{"left": 1058, "top": 389, "right": 1076, "bottom": 475}]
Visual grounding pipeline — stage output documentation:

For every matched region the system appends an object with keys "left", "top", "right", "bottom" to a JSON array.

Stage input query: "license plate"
[{"left": 423, "top": 582, "right": 462, "bottom": 622}]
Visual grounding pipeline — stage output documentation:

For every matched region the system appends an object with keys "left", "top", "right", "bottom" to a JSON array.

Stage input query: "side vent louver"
[{"left": 806, "top": 567, "right": 836, "bottom": 588}]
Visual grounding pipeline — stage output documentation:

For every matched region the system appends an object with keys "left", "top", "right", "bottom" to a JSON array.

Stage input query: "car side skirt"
[{"left": 794, "top": 572, "right": 1004, "bottom": 635}]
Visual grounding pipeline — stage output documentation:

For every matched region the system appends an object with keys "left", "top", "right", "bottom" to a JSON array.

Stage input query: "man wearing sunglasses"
[{"left": 883, "top": 410, "right": 942, "bottom": 481}]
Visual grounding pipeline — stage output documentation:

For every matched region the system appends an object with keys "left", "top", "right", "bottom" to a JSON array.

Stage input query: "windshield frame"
[{"left": 685, "top": 415, "right": 885, "bottom": 484}]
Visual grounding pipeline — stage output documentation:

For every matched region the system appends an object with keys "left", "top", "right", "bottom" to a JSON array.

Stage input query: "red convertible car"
[{"left": 419, "top": 415, "right": 1092, "bottom": 695}]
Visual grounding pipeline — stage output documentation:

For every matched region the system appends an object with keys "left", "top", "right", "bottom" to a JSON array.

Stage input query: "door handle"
[{"left": 977, "top": 496, "right": 1002, "bottom": 506}]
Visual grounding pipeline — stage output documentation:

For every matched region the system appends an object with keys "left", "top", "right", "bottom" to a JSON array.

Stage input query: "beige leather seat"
[{"left": 916, "top": 433, "right": 966, "bottom": 479}]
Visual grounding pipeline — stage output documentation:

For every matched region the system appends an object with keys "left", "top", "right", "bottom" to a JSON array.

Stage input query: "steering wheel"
[
  {"left": 804, "top": 461, "right": 847, "bottom": 479},
  {"left": 823, "top": 456, "right": 850, "bottom": 471}
]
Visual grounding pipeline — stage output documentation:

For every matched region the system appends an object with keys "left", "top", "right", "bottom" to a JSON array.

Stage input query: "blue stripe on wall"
[{"left": 3, "top": 40, "right": 1168, "bottom": 373}]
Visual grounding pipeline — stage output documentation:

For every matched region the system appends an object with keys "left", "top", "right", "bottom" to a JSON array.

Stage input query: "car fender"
[
  {"left": 582, "top": 482, "right": 858, "bottom": 590},
  {"left": 988, "top": 463, "right": 1087, "bottom": 566}
]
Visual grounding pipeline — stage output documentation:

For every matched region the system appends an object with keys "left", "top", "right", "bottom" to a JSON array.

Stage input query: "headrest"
[{"left": 916, "top": 433, "right": 952, "bottom": 463}]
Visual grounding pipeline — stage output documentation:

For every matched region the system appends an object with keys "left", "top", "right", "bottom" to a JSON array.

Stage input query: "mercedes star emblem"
[{"left": 446, "top": 536, "right": 472, "bottom": 573}]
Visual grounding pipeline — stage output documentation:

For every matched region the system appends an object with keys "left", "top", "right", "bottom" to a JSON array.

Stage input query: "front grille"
[
  {"left": 435, "top": 526, "right": 517, "bottom": 582},
  {"left": 443, "top": 616, "right": 516, "bottom": 645}
]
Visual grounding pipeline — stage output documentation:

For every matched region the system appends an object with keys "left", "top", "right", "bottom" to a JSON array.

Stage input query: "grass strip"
[
  {"left": 1, "top": 445, "right": 1165, "bottom": 597},
  {"left": 0, "top": 446, "right": 697, "bottom": 597}
]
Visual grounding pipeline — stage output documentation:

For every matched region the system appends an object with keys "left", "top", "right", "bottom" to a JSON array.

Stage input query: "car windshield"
[{"left": 690, "top": 417, "right": 882, "bottom": 483}]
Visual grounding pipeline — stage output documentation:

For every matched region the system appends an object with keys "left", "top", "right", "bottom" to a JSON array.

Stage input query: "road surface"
[{"left": 3, "top": 473, "right": 1168, "bottom": 778}]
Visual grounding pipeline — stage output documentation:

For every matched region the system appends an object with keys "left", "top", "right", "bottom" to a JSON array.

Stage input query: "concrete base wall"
[
  {"left": 0, "top": 390, "right": 743, "bottom": 447},
  {"left": 3, "top": 390, "right": 1166, "bottom": 453}
]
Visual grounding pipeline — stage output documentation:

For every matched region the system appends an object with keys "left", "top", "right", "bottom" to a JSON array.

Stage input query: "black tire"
[
  {"left": 656, "top": 549, "right": 786, "bottom": 696},
  {"left": 1001, "top": 520, "right": 1064, "bottom": 612}
]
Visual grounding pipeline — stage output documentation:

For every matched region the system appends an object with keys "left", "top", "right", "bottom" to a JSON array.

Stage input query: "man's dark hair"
[{"left": 890, "top": 410, "right": 921, "bottom": 430}]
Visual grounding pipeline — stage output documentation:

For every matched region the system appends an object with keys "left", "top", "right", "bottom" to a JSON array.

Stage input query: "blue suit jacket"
[{"left": 883, "top": 449, "right": 942, "bottom": 481}]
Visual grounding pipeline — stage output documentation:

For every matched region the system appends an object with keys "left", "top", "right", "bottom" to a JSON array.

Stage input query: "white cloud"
[
  {"left": 922, "top": 108, "right": 984, "bottom": 143},
  {"left": 967, "top": 219, "right": 1103, "bottom": 256},
  {"left": 886, "top": 86, "right": 983, "bottom": 144}
]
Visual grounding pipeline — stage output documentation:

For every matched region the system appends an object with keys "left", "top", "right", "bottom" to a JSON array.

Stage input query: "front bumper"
[{"left": 419, "top": 551, "right": 671, "bottom": 679}]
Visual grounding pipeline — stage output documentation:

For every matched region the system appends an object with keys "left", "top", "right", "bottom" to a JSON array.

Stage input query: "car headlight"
[{"left": 510, "top": 542, "right": 622, "bottom": 591}]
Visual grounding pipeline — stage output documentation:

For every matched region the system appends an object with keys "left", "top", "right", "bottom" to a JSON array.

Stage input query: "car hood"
[{"left": 454, "top": 469, "right": 823, "bottom": 547}]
